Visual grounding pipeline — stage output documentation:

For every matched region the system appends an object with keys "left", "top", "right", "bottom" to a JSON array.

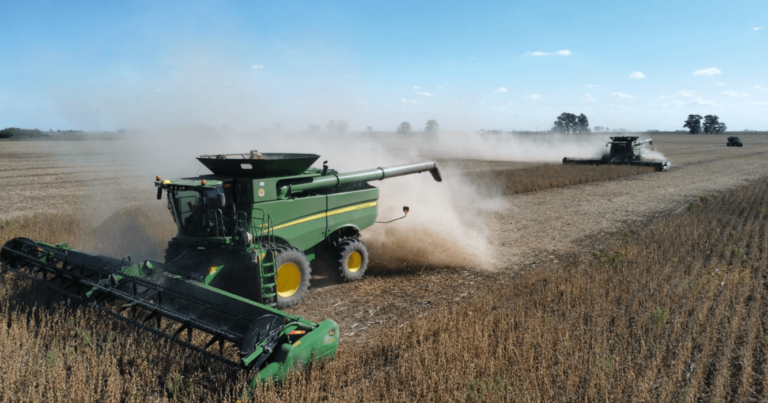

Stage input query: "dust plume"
[
  {"left": 40, "top": 127, "right": 662, "bottom": 271},
  {"left": 38, "top": 42, "right": 661, "bottom": 271}
]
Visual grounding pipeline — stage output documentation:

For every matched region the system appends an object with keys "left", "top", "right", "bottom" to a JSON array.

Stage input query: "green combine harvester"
[
  {"left": 562, "top": 136, "right": 670, "bottom": 171},
  {"left": 0, "top": 151, "right": 442, "bottom": 386}
]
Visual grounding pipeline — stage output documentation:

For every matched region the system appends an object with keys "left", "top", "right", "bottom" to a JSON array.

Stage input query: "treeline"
[
  {"left": 0, "top": 128, "right": 52, "bottom": 139},
  {"left": 683, "top": 114, "right": 727, "bottom": 134}
]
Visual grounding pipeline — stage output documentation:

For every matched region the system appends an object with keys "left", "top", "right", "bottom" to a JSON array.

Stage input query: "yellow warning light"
[
  {"left": 209, "top": 266, "right": 217, "bottom": 274},
  {"left": 162, "top": 180, "right": 171, "bottom": 185}
]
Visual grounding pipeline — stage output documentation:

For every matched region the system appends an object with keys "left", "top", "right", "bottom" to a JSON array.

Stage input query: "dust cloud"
[
  {"left": 45, "top": 129, "right": 627, "bottom": 270},
  {"left": 39, "top": 45, "right": 651, "bottom": 270}
]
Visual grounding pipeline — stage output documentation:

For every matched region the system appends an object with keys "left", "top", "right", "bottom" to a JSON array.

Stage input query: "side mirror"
[
  {"left": 218, "top": 193, "right": 226, "bottom": 207},
  {"left": 156, "top": 187, "right": 163, "bottom": 200}
]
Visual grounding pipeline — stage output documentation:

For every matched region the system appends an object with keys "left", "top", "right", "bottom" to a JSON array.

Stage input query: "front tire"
[
  {"left": 274, "top": 247, "right": 311, "bottom": 309},
  {"left": 334, "top": 238, "right": 369, "bottom": 282},
  {"left": 163, "top": 239, "right": 184, "bottom": 264}
]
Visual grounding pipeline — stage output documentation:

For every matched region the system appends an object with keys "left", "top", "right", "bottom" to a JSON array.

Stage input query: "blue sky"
[{"left": 1, "top": 0, "right": 766, "bottom": 131}]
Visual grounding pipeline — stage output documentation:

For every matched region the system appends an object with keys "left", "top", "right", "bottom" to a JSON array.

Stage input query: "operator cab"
[
  {"left": 608, "top": 136, "right": 640, "bottom": 157},
  {"left": 160, "top": 178, "right": 237, "bottom": 238}
]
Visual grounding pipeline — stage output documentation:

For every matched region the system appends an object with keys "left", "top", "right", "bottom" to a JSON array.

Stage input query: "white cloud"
[
  {"left": 604, "top": 103, "right": 630, "bottom": 110},
  {"left": 585, "top": 83, "right": 598, "bottom": 88},
  {"left": 400, "top": 98, "right": 424, "bottom": 105},
  {"left": 522, "top": 93, "right": 543, "bottom": 100},
  {"left": 412, "top": 86, "right": 421, "bottom": 90},
  {"left": 609, "top": 92, "right": 634, "bottom": 99},
  {"left": 692, "top": 97, "right": 717, "bottom": 106},
  {"left": 660, "top": 100, "right": 686, "bottom": 108},
  {"left": 660, "top": 97, "right": 717, "bottom": 108},
  {"left": 250, "top": 64, "right": 264, "bottom": 69},
  {"left": 755, "top": 85, "right": 765, "bottom": 90},
  {"left": 494, "top": 87, "right": 508, "bottom": 93},
  {"left": 531, "top": 50, "right": 571, "bottom": 56},
  {"left": 629, "top": 71, "right": 646, "bottom": 79},
  {"left": 754, "top": 26, "right": 764, "bottom": 31},
  {"left": 693, "top": 67, "right": 722, "bottom": 76},
  {"left": 722, "top": 91, "right": 749, "bottom": 97},
  {"left": 677, "top": 90, "right": 695, "bottom": 97},
  {"left": 416, "top": 91, "right": 434, "bottom": 97},
  {"left": 581, "top": 93, "right": 596, "bottom": 102},
  {"left": 715, "top": 82, "right": 726, "bottom": 86}
]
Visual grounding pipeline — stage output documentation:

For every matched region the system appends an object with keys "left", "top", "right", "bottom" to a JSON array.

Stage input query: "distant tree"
[
  {"left": 308, "top": 124, "right": 321, "bottom": 132},
  {"left": 716, "top": 122, "right": 727, "bottom": 133},
  {"left": 552, "top": 112, "right": 578, "bottom": 133},
  {"left": 326, "top": 120, "right": 349, "bottom": 133},
  {"left": 424, "top": 119, "right": 440, "bottom": 135},
  {"left": 0, "top": 127, "right": 51, "bottom": 139},
  {"left": 683, "top": 114, "right": 703, "bottom": 134},
  {"left": 576, "top": 114, "right": 590, "bottom": 133},
  {"left": 702, "top": 115, "right": 727, "bottom": 134},
  {"left": 396, "top": 122, "right": 412, "bottom": 134}
]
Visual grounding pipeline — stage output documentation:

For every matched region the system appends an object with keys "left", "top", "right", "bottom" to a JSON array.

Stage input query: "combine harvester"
[
  {"left": 1, "top": 152, "right": 442, "bottom": 387},
  {"left": 563, "top": 136, "right": 670, "bottom": 171}
]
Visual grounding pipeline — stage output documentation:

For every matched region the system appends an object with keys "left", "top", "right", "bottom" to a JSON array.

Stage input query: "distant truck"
[{"left": 726, "top": 137, "right": 743, "bottom": 147}]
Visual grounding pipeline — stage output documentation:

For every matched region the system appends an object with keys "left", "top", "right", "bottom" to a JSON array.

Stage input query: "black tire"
[
  {"left": 274, "top": 246, "right": 311, "bottom": 309},
  {"left": 163, "top": 239, "right": 182, "bottom": 264},
  {"left": 727, "top": 143, "right": 731, "bottom": 147},
  {"left": 333, "top": 238, "right": 369, "bottom": 282}
]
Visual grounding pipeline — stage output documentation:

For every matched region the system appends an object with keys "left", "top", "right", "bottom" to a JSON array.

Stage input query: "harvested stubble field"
[{"left": 1, "top": 134, "right": 768, "bottom": 402}]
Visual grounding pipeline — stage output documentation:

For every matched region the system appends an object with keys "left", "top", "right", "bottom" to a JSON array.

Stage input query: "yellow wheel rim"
[
  {"left": 276, "top": 262, "right": 301, "bottom": 298},
  {"left": 347, "top": 251, "right": 362, "bottom": 273}
]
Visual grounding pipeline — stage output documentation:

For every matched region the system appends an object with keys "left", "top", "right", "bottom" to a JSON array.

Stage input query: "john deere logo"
[{"left": 258, "top": 188, "right": 265, "bottom": 197}]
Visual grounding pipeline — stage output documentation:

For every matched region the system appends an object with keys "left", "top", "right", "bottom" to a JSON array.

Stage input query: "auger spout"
[{"left": 282, "top": 160, "right": 442, "bottom": 194}]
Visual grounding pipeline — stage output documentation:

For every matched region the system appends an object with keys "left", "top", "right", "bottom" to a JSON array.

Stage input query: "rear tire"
[
  {"left": 274, "top": 246, "right": 311, "bottom": 309},
  {"left": 334, "top": 238, "right": 369, "bottom": 282}
]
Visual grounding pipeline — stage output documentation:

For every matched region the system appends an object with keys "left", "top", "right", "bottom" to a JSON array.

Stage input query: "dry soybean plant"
[{"left": 2, "top": 175, "right": 768, "bottom": 402}]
